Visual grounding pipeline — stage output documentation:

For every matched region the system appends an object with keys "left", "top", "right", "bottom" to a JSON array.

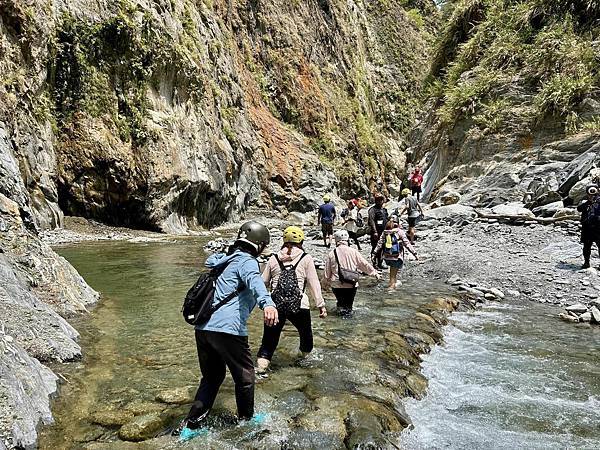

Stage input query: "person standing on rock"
[
  {"left": 174, "top": 221, "right": 278, "bottom": 436},
  {"left": 577, "top": 185, "right": 600, "bottom": 269},
  {"left": 343, "top": 199, "right": 362, "bottom": 249},
  {"left": 256, "top": 226, "right": 327, "bottom": 374},
  {"left": 375, "top": 219, "right": 418, "bottom": 290},
  {"left": 317, "top": 195, "right": 336, "bottom": 248},
  {"left": 368, "top": 193, "right": 388, "bottom": 269},
  {"left": 398, "top": 188, "right": 424, "bottom": 244},
  {"left": 409, "top": 167, "right": 424, "bottom": 201},
  {"left": 324, "top": 230, "right": 380, "bottom": 316}
]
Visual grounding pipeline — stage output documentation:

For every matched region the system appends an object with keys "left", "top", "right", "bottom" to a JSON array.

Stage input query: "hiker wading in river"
[
  {"left": 324, "top": 230, "right": 380, "bottom": 316},
  {"left": 577, "top": 185, "right": 600, "bottom": 269},
  {"left": 368, "top": 193, "right": 388, "bottom": 269},
  {"left": 256, "top": 226, "right": 327, "bottom": 374},
  {"left": 398, "top": 188, "right": 424, "bottom": 244},
  {"left": 376, "top": 219, "right": 418, "bottom": 290},
  {"left": 175, "top": 222, "right": 278, "bottom": 435}
]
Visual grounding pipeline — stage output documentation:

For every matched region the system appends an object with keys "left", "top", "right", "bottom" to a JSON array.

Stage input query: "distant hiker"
[
  {"left": 577, "top": 185, "right": 600, "bottom": 269},
  {"left": 175, "top": 221, "right": 278, "bottom": 435},
  {"left": 398, "top": 188, "right": 424, "bottom": 244},
  {"left": 324, "top": 230, "right": 380, "bottom": 316},
  {"left": 317, "top": 195, "right": 336, "bottom": 248},
  {"left": 256, "top": 226, "right": 327, "bottom": 374},
  {"left": 368, "top": 193, "right": 388, "bottom": 269},
  {"left": 375, "top": 219, "right": 418, "bottom": 290},
  {"left": 343, "top": 199, "right": 362, "bottom": 249},
  {"left": 409, "top": 167, "right": 424, "bottom": 201}
]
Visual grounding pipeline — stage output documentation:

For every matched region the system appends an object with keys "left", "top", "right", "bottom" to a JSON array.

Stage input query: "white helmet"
[{"left": 334, "top": 229, "right": 349, "bottom": 243}]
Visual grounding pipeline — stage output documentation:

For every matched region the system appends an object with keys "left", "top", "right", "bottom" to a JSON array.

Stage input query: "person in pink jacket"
[
  {"left": 375, "top": 219, "right": 418, "bottom": 289},
  {"left": 257, "top": 226, "right": 327, "bottom": 374},
  {"left": 324, "top": 229, "right": 380, "bottom": 316}
]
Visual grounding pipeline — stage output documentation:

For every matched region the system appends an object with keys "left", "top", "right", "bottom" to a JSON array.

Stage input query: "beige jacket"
[
  {"left": 324, "top": 242, "right": 378, "bottom": 289},
  {"left": 262, "top": 247, "right": 326, "bottom": 309}
]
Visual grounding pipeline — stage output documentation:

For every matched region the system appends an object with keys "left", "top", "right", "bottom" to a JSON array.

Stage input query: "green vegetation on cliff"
[{"left": 429, "top": 0, "right": 600, "bottom": 137}]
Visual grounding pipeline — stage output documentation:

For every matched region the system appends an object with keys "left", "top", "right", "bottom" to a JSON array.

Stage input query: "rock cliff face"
[
  {"left": 2, "top": 0, "right": 437, "bottom": 233},
  {"left": 409, "top": 0, "right": 600, "bottom": 209},
  {"left": 0, "top": 0, "right": 438, "bottom": 447}
]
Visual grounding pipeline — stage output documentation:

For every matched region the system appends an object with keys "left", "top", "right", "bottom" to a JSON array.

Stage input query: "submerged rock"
[
  {"left": 155, "top": 386, "right": 195, "bottom": 405},
  {"left": 90, "top": 410, "right": 134, "bottom": 427},
  {"left": 118, "top": 413, "right": 164, "bottom": 442}
]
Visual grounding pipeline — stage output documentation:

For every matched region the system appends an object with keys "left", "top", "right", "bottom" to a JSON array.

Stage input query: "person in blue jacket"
[{"left": 174, "top": 221, "right": 278, "bottom": 435}]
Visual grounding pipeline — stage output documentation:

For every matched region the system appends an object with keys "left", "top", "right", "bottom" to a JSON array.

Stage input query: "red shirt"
[{"left": 410, "top": 173, "right": 423, "bottom": 187}]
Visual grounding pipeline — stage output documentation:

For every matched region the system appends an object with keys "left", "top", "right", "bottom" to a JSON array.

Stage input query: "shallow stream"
[
  {"left": 401, "top": 300, "right": 600, "bottom": 449},
  {"left": 38, "top": 239, "right": 447, "bottom": 449},
  {"left": 38, "top": 240, "right": 600, "bottom": 449}
]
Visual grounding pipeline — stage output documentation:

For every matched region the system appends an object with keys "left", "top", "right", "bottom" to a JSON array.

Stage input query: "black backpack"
[
  {"left": 582, "top": 200, "right": 600, "bottom": 226},
  {"left": 271, "top": 253, "right": 307, "bottom": 315},
  {"left": 182, "top": 262, "right": 242, "bottom": 326}
]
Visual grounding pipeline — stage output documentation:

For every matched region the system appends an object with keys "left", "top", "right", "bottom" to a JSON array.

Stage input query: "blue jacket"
[{"left": 196, "top": 249, "right": 275, "bottom": 336}]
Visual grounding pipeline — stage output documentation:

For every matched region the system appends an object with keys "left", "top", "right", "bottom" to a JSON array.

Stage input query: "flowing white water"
[{"left": 401, "top": 301, "right": 600, "bottom": 450}]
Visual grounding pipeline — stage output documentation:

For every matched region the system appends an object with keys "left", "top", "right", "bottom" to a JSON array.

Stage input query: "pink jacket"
[
  {"left": 262, "top": 247, "right": 325, "bottom": 309},
  {"left": 375, "top": 227, "right": 416, "bottom": 261},
  {"left": 324, "top": 242, "right": 378, "bottom": 289}
]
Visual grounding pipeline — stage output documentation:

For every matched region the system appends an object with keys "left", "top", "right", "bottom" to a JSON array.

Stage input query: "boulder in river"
[
  {"left": 155, "top": 386, "right": 196, "bottom": 404},
  {"left": 118, "top": 413, "right": 164, "bottom": 442},
  {"left": 579, "top": 312, "right": 592, "bottom": 323},
  {"left": 90, "top": 410, "right": 134, "bottom": 427}
]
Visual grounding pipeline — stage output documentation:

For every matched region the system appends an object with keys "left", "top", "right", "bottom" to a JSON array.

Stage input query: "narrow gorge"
[{"left": 1, "top": 0, "right": 599, "bottom": 449}]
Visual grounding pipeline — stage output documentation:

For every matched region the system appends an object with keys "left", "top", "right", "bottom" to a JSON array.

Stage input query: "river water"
[
  {"left": 38, "top": 239, "right": 448, "bottom": 449},
  {"left": 401, "top": 301, "right": 600, "bottom": 449},
  {"left": 38, "top": 240, "right": 600, "bottom": 449}
]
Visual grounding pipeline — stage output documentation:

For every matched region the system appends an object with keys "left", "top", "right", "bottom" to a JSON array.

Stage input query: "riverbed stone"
[
  {"left": 559, "top": 313, "right": 579, "bottom": 323},
  {"left": 118, "top": 413, "right": 164, "bottom": 442},
  {"left": 90, "top": 410, "right": 134, "bottom": 427},
  {"left": 405, "top": 371, "right": 428, "bottom": 399},
  {"left": 579, "top": 312, "right": 592, "bottom": 322},
  {"left": 124, "top": 400, "right": 165, "bottom": 416},
  {"left": 565, "top": 303, "right": 588, "bottom": 314},
  {"left": 590, "top": 306, "right": 600, "bottom": 324},
  {"left": 489, "top": 288, "right": 505, "bottom": 299},
  {"left": 155, "top": 386, "right": 195, "bottom": 404}
]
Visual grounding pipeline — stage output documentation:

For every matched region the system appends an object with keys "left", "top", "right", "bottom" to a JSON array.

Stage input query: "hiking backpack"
[
  {"left": 383, "top": 232, "right": 401, "bottom": 257},
  {"left": 181, "top": 262, "right": 242, "bottom": 326},
  {"left": 271, "top": 253, "right": 307, "bottom": 315},
  {"left": 583, "top": 199, "right": 600, "bottom": 226}
]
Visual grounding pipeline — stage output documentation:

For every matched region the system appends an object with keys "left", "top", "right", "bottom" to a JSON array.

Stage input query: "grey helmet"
[{"left": 236, "top": 221, "right": 270, "bottom": 251}]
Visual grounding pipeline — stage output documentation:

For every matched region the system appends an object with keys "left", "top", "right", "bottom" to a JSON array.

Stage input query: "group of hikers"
[{"left": 175, "top": 182, "right": 425, "bottom": 439}]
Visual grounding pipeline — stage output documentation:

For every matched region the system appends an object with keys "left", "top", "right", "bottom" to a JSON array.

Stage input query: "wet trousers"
[
  {"left": 187, "top": 330, "right": 255, "bottom": 420},
  {"left": 370, "top": 233, "right": 384, "bottom": 268},
  {"left": 332, "top": 287, "right": 358, "bottom": 313},
  {"left": 257, "top": 308, "right": 313, "bottom": 361},
  {"left": 582, "top": 239, "right": 600, "bottom": 264}
]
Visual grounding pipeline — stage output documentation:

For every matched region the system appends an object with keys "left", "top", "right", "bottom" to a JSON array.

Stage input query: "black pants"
[
  {"left": 257, "top": 309, "right": 313, "bottom": 361},
  {"left": 348, "top": 231, "right": 361, "bottom": 249},
  {"left": 582, "top": 239, "right": 600, "bottom": 263},
  {"left": 187, "top": 330, "right": 255, "bottom": 421},
  {"left": 370, "top": 233, "right": 383, "bottom": 268},
  {"left": 332, "top": 287, "right": 358, "bottom": 313}
]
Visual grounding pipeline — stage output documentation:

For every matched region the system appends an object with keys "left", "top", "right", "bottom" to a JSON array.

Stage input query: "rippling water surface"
[
  {"left": 401, "top": 301, "right": 600, "bottom": 449},
  {"left": 38, "top": 239, "right": 447, "bottom": 449}
]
